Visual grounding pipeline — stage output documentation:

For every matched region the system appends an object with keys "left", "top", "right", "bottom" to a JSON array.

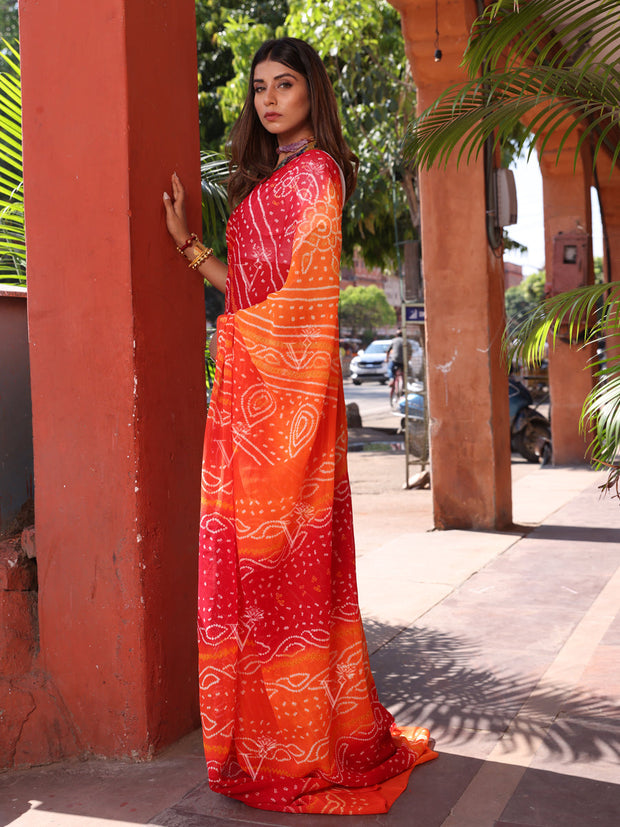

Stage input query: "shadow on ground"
[
  {"left": 2, "top": 618, "right": 618, "bottom": 827},
  {"left": 365, "top": 619, "right": 620, "bottom": 765}
]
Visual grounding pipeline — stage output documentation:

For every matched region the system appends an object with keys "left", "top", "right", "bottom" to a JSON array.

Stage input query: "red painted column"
[
  {"left": 393, "top": 0, "right": 512, "bottom": 529},
  {"left": 540, "top": 146, "right": 595, "bottom": 465},
  {"left": 19, "top": 0, "right": 204, "bottom": 757}
]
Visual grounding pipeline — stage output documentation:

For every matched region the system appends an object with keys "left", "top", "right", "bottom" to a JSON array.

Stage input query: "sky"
[{"left": 502, "top": 151, "right": 603, "bottom": 277}]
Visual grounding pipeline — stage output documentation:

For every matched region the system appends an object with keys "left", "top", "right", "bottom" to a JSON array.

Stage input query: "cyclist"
[
  {"left": 386, "top": 329, "right": 408, "bottom": 407},
  {"left": 386, "top": 328, "right": 406, "bottom": 382}
]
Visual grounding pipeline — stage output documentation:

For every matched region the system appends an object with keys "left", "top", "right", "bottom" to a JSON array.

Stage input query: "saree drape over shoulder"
[{"left": 198, "top": 150, "right": 436, "bottom": 814}]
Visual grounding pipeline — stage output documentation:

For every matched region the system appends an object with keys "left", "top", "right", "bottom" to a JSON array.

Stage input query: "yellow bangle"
[{"left": 189, "top": 242, "right": 214, "bottom": 270}]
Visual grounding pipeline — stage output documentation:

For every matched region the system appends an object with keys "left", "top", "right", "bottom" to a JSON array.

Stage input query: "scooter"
[
  {"left": 509, "top": 377, "right": 552, "bottom": 465},
  {"left": 395, "top": 381, "right": 428, "bottom": 461}
]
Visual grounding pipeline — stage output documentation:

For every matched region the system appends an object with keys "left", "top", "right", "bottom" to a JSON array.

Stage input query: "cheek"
[{"left": 297, "top": 91, "right": 311, "bottom": 118}]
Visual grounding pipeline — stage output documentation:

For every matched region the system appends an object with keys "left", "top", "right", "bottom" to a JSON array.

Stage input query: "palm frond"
[
  {"left": 404, "top": 62, "right": 620, "bottom": 171},
  {"left": 468, "top": 1, "right": 620, "bottom": 76},
  {"left": 0, "top": 37, "right": 24, "bottom": 286},
  {"left": 404, "top": 0, "right": 620, "bottom": 173},
  {"left": 506, "top": 282, "right": 617, "bottom": 367},
  {"left": 505, "top": 282, "right": 620, "bottom": 484},
  {"left": 200, "top": 151, "right": 229, "bottom": 236}
]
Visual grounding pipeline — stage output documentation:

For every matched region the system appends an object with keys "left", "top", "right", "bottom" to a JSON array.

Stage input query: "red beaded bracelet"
[{"left": 176, "top": 233, "right": 198, "bottom": 255}]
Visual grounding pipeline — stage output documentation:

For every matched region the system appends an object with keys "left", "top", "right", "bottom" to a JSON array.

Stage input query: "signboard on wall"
[{"left": 405, "top": 304, "right": 425, "bottom": 323}]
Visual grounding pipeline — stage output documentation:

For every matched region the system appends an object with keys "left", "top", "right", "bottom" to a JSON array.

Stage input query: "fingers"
[
  {"left": 163, "top": 173, "right": 190, "bottom": 244},
  {"left": 163, "top": 191, "right": 174, "bottom": 216},
  {"left": 172, "top": 172, "right": 185, "bottom": 203}
]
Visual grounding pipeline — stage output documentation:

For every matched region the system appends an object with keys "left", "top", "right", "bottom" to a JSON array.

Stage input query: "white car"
[
  {"left": 350, "top": 340, "right": 391, "bottom": 385},
  {"left": 350, "top": 339, "right": 424, "bottom": 385}
]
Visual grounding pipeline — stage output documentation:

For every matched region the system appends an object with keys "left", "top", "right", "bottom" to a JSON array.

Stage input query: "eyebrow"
[{"left": 253, "top": 72, "right": 296, "bottom": 84}]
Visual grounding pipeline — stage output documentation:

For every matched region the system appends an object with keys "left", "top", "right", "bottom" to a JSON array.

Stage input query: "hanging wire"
[{"left": 434, "top": 0, "right": 442, "bottom": 61}]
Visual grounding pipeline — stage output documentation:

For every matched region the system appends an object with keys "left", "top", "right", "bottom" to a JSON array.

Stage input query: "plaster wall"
[{"left": 0, "top": 289, "right": 33, "bottom": 534}]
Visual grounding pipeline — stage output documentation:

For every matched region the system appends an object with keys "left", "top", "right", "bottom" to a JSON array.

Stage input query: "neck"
[
  {"left": 274, "top": 137, "right": 317, "bottom": 172},
  {"left": 277, "top": 135, "right": 315, "bottom": 154}
]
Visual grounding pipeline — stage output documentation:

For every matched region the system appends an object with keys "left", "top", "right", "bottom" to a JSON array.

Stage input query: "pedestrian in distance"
[{"left": 163, "top": 36, "right": 436, "bottom": 815}]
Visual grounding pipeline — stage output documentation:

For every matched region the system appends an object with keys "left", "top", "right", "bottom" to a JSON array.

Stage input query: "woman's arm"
[{"left": 163, "top": 172, "right": 227, "bottom": 294}]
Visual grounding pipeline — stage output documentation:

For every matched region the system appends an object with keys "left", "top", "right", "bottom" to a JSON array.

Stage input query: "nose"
[{"left": 264, "top": 83, "right": 277, "bottom": 106}]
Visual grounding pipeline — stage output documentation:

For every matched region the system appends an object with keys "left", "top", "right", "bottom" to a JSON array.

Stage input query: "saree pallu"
[{"left": 198, "top": 150, "right": 436, "bottom": 814}]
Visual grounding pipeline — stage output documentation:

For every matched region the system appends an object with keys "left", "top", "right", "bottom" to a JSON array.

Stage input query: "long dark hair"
[{"left": 227, "top": 38, "right": 358, "bottom": 207}]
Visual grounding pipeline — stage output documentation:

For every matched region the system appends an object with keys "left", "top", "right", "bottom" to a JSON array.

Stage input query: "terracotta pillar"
[
  {"left": 539, "top": 145, "right": 595, "bottom": 465},
  {"left": 393, "top": 0, "right": 512, "bottom": 529},
  {"left": 19, "top": 0, "right": 204, "bottom": 758},
  {"left": 595, "top": 161, "right": 620, "bottom": 401},
  {"left": 595, "top": 159, "right": 620, "bottom": 285}
]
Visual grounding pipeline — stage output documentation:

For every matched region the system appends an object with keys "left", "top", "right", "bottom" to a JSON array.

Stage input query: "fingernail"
[{"left": 163, "top": 191, "right": 170, "bottom": 200}]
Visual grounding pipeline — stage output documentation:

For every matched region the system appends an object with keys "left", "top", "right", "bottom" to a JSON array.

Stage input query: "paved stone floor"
[{"left": 1, "top": 460, "right": 619, "bottom": 827}]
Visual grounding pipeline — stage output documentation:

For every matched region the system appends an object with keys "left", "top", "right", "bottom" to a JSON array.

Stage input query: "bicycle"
[{"left": 389, "top": 365, "right": 404, "bottom": 409}]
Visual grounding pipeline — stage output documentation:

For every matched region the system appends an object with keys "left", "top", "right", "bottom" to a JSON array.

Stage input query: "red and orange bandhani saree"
[{"left": 198, "top": 149, "right": 436, "bottom": 814}]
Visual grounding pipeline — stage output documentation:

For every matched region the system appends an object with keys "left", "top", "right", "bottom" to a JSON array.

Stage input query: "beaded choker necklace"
[
  {"left": 277, "top": 136, "right": 314, "bottom": 154},
  {"left": 274, "top": 137, "right": 316, "bottom": 171}
]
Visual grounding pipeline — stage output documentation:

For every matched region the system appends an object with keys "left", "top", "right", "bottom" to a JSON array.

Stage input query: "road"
[{"left": 342, "top": 378, "right": 398, "bottom": 429}]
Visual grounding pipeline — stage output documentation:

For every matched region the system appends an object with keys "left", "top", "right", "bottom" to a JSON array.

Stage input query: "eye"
[
  {"left": 277, "top": 81, "right": 292, "bottom": 89},
  {"left": 253, "top": 85, "right": 265, "bottom": 94}
]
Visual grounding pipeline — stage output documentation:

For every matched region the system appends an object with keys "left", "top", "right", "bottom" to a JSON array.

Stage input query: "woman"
[{"left": 163, "top": 37, "right": 436, "bottom": 815}]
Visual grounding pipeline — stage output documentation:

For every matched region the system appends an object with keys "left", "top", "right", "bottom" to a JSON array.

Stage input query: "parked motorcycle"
[
  {"left": 397, "top": 378, "right": 551, "bottom": 465},
  {"left": 509, "top": 377, "right": 552, "bottom": 465}
]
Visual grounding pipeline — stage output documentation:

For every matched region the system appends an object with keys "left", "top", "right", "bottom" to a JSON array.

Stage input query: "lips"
[{"left": 264, "top": 112, "right": 281, "bottom": 121}]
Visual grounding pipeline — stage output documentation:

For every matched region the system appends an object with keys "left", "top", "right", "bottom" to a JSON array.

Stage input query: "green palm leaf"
[
  {"left": 405, "top": 64, "right": 620, "bottom": 170},
  {"left": 404, "top": 0, "right": 620, "bottom": 173},
  {"left": 506, "top": 282, "right": 620, "bottom": 491},
  {"left": 467, "top": 0, "right": 620, "bottom": 76},
  {"left": 200, "top": 151, "right": 229, "bottom": 237},
  {"left": 0, "top": 37, "right": 24, "bottom": 286}
]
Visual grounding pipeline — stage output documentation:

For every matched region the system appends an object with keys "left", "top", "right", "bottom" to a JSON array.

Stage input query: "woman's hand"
[
  {"left": 163, "top": 172, "right": 190, "bottom": 246},
  {"left": 163, "top": 172, "right": 228, "bottom": 295}
]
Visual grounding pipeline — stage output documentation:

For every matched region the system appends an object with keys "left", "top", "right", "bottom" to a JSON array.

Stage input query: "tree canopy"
[
  {"left": 0, "top": 2, "right": 18, "bottom": 43},
  {"left": 504, "top": 269, "right": 545, "bottom": 334},
  {"left": 196, "top": 0, "right": 416, "bottom": 269},
  {"left": 195, "top": 0, "right": 288, "bottom": 150},
  {"left": 338, "top": 284, "right": 396, "bottom": 341},
  {"left": 286, "top": 0, "right": 417, "bottom": 269}
]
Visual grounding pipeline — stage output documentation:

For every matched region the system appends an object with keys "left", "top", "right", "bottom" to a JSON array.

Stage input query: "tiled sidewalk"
[{"left": 1, "top": 463, "right": 619, "bottom": 827}]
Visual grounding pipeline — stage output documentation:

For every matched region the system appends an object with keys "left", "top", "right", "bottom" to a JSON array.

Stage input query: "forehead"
[{"left": 253, "top": 59, "right": 302, "bottom": 82}]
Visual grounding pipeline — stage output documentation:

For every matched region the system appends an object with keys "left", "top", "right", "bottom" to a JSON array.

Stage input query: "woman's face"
[{"left": 253, "top": 59, "right": 312, "bottom": 147}]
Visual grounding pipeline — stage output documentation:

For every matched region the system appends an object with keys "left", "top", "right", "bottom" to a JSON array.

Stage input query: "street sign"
[{"left": 405, "top": 304, "right": 426, "bottom": 323}]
